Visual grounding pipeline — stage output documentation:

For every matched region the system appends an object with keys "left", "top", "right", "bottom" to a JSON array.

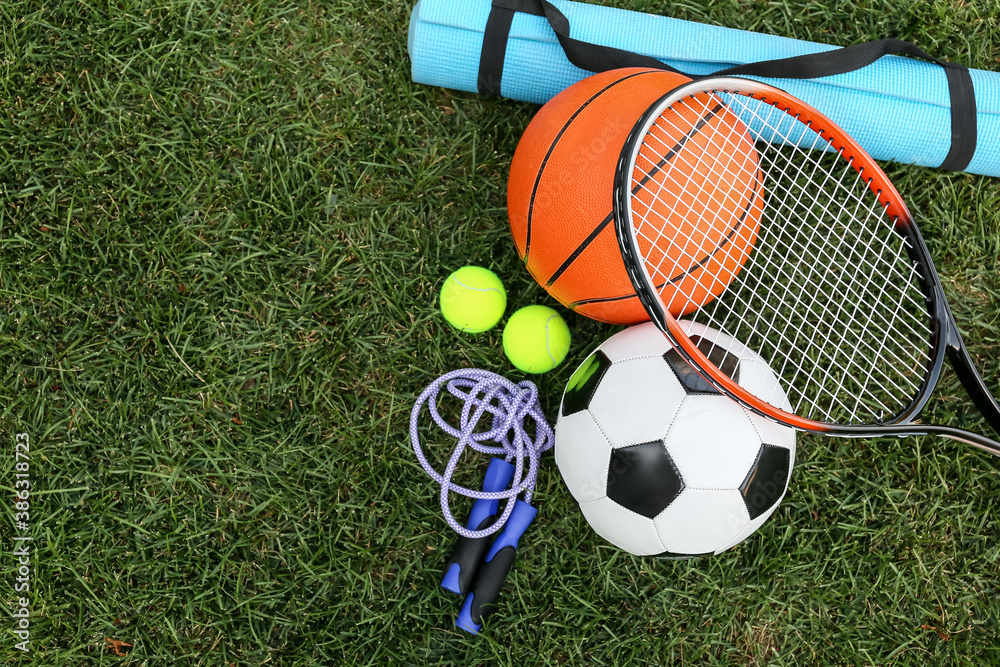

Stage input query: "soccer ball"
[{"left": 555, "top": 321, "right": 796, "bottom": 557}]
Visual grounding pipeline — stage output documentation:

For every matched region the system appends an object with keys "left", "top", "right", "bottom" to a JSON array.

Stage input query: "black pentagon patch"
[
  {"left": 739, "top": 444, "right": 791, "bottom": 520},
  {"left": 606, "top": 441, "right": 684, "bottom": 519},
  {"left": 663, "top": 335, "right": 741, "bottom": 394},
  {"left": 654, "top": 550, "right": 711, "bottom": 560},
  {"left": 562, "top": 350, "right": 613, "bottom": 416}
]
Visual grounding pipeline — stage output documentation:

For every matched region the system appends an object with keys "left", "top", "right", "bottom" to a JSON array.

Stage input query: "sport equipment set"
[{"left": 407, "top": 0, "right": 999, "bottom": 635}]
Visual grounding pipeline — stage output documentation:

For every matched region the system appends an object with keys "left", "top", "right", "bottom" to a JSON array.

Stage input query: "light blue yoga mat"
[{"left": 408, "top": 0, "right": 1000, "bottom": 177}]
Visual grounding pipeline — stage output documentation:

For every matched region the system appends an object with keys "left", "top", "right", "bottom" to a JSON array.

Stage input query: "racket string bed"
[
  {"left": 636, "top": 111, "right": 763, "bottom": 300},
  {"left": 737, "top": 140, "right": 930, "bottom": 422},
  {"left": 731, "top": 167, "right": 926, "bottom": 420},
  {"left": 627, "top": 87, "right": 934, "bottom": 427}
]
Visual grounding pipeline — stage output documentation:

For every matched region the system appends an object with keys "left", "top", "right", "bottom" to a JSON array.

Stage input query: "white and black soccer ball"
[{"left": 555, "top": 321, "right": 796, "bottom": 557}]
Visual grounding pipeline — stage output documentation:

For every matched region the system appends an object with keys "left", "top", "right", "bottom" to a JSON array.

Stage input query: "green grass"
[{"left": 1, "top": 0, "right": 999, "bottom": 663}]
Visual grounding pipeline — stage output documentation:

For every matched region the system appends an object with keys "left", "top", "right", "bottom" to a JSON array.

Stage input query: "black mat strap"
[
  {"left": 712, "top": 40, "right": 978, "bottom": 171},
  {"left": 478, "top": 0, "right": 977, "bottom": 171},
  {"left": 478, "top": 4, "right": 518, "bottom": 95}
]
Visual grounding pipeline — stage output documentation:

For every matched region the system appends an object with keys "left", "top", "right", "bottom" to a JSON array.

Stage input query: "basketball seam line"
[
  {"left": 569, "top": 110, "right": 767, "bottom": 308},
  {"left": 523, "top": 69, "right": 666, "bottom": 265},
  {"left": 545, "top": 210, "right": 614, "bottom": 288},
  {"left": 545, "top": 103, "right": 726, "bottom": 290},
  {"left": 570, "top": 292, "right": 638, "bottom": 307},
  {"left": 659, "top": 160, "right": 763, "bottom": 287}
]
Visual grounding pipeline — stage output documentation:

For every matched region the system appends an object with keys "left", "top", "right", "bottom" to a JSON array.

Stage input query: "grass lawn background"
[{"left": 1, "top": 0, "right": 998, "bottom": 663}]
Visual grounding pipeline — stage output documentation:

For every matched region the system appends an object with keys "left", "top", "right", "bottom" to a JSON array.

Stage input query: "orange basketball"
[{"left": 508, "top": 68, "right": 763, "bottom": 325}]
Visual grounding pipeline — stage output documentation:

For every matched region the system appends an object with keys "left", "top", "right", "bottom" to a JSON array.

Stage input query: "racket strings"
[
  {"left": 638, "top": 102, "right": 928, "bottom": 372},
  {"left": 636, "top": 103, "right": 907, "bottom": 316},
  {"left": 628, "top": 91, "right": 932, "bottom": 426},
  {"left": 713, "top": 151, "right": 929, "bottom": 423},
  {"left": 723, "top": 98, "right": 932, "bottom": 416},
  {"left": 708, "top": 214, "right": 921, "bottom": 422},
  {"left": 746, "top": 146, "right": 929, "bottom": 363},
  {"left": 733, "top": 152, "right": 928, "bottom": 420},
  {"left": 634, "top": 115, "right": 762, "bottom": 312}
]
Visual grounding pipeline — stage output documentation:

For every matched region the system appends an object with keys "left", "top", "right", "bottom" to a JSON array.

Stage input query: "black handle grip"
[
  {"left": 441, "top": 516, "right": 497, "bottom": 596},
  {"left": 457, "top": 546, "right": 517, "bottom": 633},
  {"left": 455, "top": 499, "right": 537, "bottom": 634},
  {"left": 440, "top": 458, "right": 516, "bottom": 595}
]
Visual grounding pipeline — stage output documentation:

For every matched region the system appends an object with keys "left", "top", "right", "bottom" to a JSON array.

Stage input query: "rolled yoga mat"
[{"left": 408, "top": 0, "right": 1000, "bottom": 177}]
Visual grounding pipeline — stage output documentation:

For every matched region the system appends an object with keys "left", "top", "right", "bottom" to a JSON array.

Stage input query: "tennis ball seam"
[
  {"left": 544, "top": 315, "right": 557, "bottom": 366},
  {"left": 452, "top": 276, "right": 504, "bottom": 296}
]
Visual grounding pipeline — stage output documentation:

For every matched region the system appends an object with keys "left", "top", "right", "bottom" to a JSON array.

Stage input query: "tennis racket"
[{"left": 613, "top": 76, "right": 1000, "bottom": 456}]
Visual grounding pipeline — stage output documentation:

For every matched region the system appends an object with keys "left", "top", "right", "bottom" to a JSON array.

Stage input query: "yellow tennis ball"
[
  {"left": 503, "top": 305, "right": 571, "bottom": 374},
  {"left": 439, "top": 266, "right": 506, "bottom": 333}
]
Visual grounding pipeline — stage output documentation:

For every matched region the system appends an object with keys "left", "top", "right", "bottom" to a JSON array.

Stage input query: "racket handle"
[
  {"left": 455, "top": 499, "right": 537, "bottom": 634},
  {"left": 441, "top": 458, "right": 515, "bottom": 595}
]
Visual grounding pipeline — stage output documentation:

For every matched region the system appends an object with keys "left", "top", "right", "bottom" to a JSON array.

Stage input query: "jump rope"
[{"left": 409, "top": 368, "right": 553, "bottom": 633}]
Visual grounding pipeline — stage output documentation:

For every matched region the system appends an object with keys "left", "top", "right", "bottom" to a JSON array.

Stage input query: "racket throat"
[
  {"left": 892, "top": 423, "right": 1000, "bottom": 457},
  {"left": 945, "top": 326, "right": 1000, "bottom": 439}
]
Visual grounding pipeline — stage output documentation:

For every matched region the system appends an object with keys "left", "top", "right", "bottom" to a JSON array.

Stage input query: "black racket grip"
[{"left": 456, "top": 500, "right": 537, "bottom": 634}]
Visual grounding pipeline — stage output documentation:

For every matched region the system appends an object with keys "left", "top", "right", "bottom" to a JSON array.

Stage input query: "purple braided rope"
[{"left": 410, "top": 369, "right": 554, "bottom": 539}]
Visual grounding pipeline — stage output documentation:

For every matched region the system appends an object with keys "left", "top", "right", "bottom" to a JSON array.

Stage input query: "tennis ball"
[
  {"left": 440, "top": 266, "right": 506, "bottom": 333},
  {"left": 503, "top": 305, "right": 571, "bottom": 374}
]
